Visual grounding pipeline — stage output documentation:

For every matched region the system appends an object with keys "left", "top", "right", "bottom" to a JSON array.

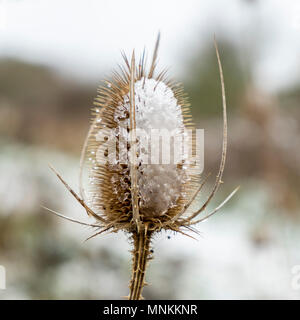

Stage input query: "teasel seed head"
[{"left": 46, "top": 33, "right": 239, "bottom": 299}]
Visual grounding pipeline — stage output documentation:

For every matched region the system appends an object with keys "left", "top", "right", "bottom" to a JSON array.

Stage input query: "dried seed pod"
[{"left": 47, "top": 34, "right": 239, "bottom": 300}]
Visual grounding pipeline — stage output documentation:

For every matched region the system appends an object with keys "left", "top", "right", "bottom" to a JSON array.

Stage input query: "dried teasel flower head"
[{"left": 46, "top": 34, "right": 239, "bottom": 300}]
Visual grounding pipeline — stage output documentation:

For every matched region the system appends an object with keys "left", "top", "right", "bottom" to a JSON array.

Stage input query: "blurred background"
[{"left": 0, "top": 0, "right": 300, "bottom": 299}]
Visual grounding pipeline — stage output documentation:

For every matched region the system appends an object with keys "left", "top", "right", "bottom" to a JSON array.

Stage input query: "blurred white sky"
[{"left": 0, "top": 0, "right": 300, "bottom": 92}]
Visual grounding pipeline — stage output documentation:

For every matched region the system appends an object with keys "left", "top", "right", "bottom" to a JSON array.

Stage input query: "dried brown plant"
[{"left": 44, "top": 34, "right": 239, "bottom": 300}]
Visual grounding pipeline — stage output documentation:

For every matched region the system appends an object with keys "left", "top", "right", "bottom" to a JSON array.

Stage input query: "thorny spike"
[
  {"left": 42, "top": 206, "right": 101, "bottom": 227},
  {"left": 140, "top": 47, "right": 146, "bottom": 78},
  {"left": 184, "top": 37, "right": 228, "bottom": 223},
  {"left": 185, "top": 186, "right": 240, "bottom": 226},
  {"left": 168, "top": 226, "right": 198, "bottom": 241},
  {"left": 121, "top": 50, "right": 130, "bottom": 70},
  {"left": 84, "top": 225, "right": 114, "bottom": 241},
  {"left": 79, "top": 117, "right": 97, "bottom": 202},
  {"left": 48, "top": 164, "right": 107, "bottom": 223},
  {"left": 148, "top": 31, "right": 160, "bottom": 78}
]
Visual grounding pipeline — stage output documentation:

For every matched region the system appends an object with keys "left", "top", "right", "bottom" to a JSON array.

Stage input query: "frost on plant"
[{"left": 45, "top": 34, "right": 239, "bottom": 300}]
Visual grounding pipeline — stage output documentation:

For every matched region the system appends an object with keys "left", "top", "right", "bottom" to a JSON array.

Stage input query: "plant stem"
[{"left": 129, "top": 229, "right": 152, "bottom": 300}]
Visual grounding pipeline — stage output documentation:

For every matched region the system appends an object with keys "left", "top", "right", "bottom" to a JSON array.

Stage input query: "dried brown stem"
[
  {"left": 129, "top": 229, "right": 152, "bottom": 300},
  {"left": 129, "top": 51, "right": 141, "bottom": 230}
]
